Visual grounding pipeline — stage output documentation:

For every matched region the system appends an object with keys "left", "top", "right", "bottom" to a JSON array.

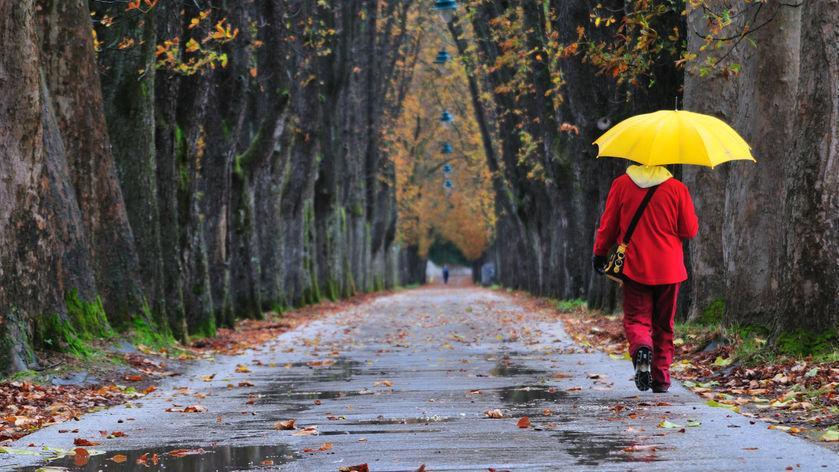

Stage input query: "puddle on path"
[
  {"left": 279, "top": 358, "right": 363, "bottom": 382},
  {"left": 488, "top": 363, "right": 543, "bottom": 377},
  {"left": 319, "top": 428, "right": 442, "bottom": 436},
  {"left": 552, "top": 429, "right": 661, "bottom": 466},
  {"left": 29, "top": 444, "right": 296, "bottom": 471},
  {"left": 258, "top": 388, "right": 363, "bottom": 401},
  {"left": 350, "top": 415, "right": 452, "bottom": 426},
  {"left": 499, "top": 385, "right": 567, "bottom": 405}
]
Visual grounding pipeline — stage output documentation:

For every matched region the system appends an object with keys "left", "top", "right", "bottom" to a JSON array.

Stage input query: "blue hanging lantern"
[
  {"left": 432, "top": 0, "right": 458, "bottom": 23},
  {"left": 440, "top": 110, "right": 454, "bottom": 127},
  {"left": 441, "top": 142, "right": 453, "bottom": 154},
  {"left": 442, "top": 163, "right": 453, "bottom": 174},
  {"left": 433, "top": 49, "right": 451, "bottom": 65},
  {"left": 443, "top": 179, "right": 454, "bottom": 190}
]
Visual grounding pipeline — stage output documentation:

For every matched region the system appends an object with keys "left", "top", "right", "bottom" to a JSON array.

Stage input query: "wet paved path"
[{"left": 3, "top": 288, "right": 838, "bottom": 471}]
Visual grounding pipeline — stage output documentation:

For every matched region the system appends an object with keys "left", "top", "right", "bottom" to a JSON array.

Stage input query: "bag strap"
[{"left": 623, "top": 185, "right": 660, "bottom": 244}]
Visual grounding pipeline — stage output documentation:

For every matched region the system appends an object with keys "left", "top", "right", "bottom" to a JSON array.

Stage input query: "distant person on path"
[
  {"left": 442, "top": 265, "right": 450, "bottom": 285},
  {"left": 592, "top": 165, "right": 698, "bottom": 393}
]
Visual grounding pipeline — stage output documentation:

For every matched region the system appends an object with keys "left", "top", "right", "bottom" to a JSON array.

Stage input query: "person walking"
[
  {"left": 442, "top": 265, "right": 450, "bottom": 285},
  {"left": 592, "top": 165, "right": 698, "bottom": 393}
]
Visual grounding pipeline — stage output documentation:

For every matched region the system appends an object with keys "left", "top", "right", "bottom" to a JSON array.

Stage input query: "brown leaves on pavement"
[
  {"left": 73, "top": 447, "right": 90, "bottom": 467},
  {"left": 165, "top": 404, "right": 207, "bottom": 413},
  {"left": 338, "top": 464, "right": 369, "bottom": 472},
  {"left": 274, "top": 419, "right": 296, "bottom": 430},
  {"left": 73, "top": 437, "right": 100, "bottom": 446},
  {"left": 516, "top": 416, "right": 531, "bottom": 428},
  {"left": 534, "top": 292, "right": 839, "bottom": 444},
  {"left": 303, "top": 442, "right": 333, "bottom": 453},
  {"left": 484, "top": 409, "right": 504, "bottom": 418},
  {"left": 292, "top": 425, "right": 319, "bottom": 436}
]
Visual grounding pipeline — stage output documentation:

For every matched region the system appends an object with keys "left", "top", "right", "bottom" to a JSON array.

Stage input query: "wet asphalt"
[{"left": 2, "top": 287, "right": 838, "bottom": 471}]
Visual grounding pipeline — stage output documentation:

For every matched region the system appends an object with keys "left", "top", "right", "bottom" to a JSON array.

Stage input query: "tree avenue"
[{"left": 0, "top": 0, "right": 836, "bottom": 374}]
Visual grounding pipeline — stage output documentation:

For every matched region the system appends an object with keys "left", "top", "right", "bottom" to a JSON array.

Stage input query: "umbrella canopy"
[{"left": 593, "top": 110, "right": 755, "bottom": 168}]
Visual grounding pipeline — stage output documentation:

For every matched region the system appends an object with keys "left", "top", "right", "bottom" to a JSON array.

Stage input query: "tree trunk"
[
  {"left": 37, "top": 0, "right": 145, "bottom": 328},
  {"left": 0, "top": 0, "right": 96, "bottom": 373},
  {"left": 683, "top": 1, "right": 801, "bottom": 326},
  {"left": 778, "top": 0, "right": 839, "bottom": 334}
]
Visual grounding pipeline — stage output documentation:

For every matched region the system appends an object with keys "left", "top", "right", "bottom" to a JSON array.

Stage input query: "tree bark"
[
  {"left": 778, "top": 0, "right": 839, "bottom": 333},
  {"left": 37, "top": 0, "right": 146, "bottom": 327}
]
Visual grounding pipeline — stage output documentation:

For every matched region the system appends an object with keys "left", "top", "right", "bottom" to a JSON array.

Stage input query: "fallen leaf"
[
  {"left": 517, "top": 416, "right": 531, "bottom": 428},
  {"left": 338, "top": 464, "right": 369, "bottom": 472},
  {"left": 658, "top": 420, "right": 682, "bottom": 429},
  {"left": 201, "top": 374, "right": 216, "bottom": 382},
  {"left": 275, "top": 419, "right": 296, "bottom": 430},
  {"left": 238, "top": 381, "right": 255, "bottom": 387},
  {"left": 819, "top": 429, "right": 839, "bottom": 442},
  {"left": 110, "top": 454, "right": 128, "bottom": 463},
  {"left": 293, "top": 425, "right": 318, "bottom": 436},
  {"left": 73, "top": 448, "right": 90, "bottom": 467},
  {"left": 416, "top": 465, "right": 426, "bottom": 472},
  {"left": 73, "top": 438, "right": 100, "bottom": 447},
  {"left": 319, "top": 442, "right": 333, "bottom": 451},
  {"left": 235, "top": 364, "right": 251, "bottom": 373},
  {"left": 484, "top": 409, "right": 504, "bottom": 419},
  {"left": 124, "top": 375, "right": 143, "bottom": 382},
  {"left": 374, "top": 380, "right": 394, "bottom": 387},
  {"left": 623, "top": 444, "right": 658, "bottom": 453},
  {"left": 167, "top": 448, "right": 208, "bottom": 457}
]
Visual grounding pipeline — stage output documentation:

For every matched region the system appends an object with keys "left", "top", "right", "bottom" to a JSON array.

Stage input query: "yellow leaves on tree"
[
  {"left": 154, "top": 13, "right": 239, "bottom": 76},
  {"left": 386, "top": 7, "right": 495, "bottom": 262}
]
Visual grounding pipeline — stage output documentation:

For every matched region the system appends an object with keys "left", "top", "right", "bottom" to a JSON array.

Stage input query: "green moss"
[
  {"left": 339, "top": 207, "right": 348, "bottom": 231},
  {"left": 777, "top": 330, "right": 839, "bottom": 359},
  {"left": 130, "top": 314, "right": 176, "bottom": 350},
  {"left": 34, "top": 291, "right": 116, "bottom": 358},
  {"left": 325, "top": 279, "right": 339, "bottom": 302},
  {"left": 65, "top": 290, "right": 113, "bottom": 340},
  {"left": 35, "top": 313, "right": 93, "bottom": 358},
  {"left": 9, "top": 370, "right": 38, "bottom": 381},
  {"left": 191, "top": 313, "right": 217, "bottom": 340},
  {"left": 221, "top": 119, "right": 231, "bottom": 140},
  {"left": 343, "top": 267, "right": 357, "bottom": 298},
  {"left": 696, "top": 298, "right": 725, "bottom": 325}
]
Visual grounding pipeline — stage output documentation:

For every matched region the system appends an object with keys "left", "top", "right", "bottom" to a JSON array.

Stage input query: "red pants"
[{"left": 623, "top": 279, "right": 680, "bottom": 387}]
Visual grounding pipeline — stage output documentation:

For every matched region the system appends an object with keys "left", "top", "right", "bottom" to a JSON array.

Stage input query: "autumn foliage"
[{"left": 388, "top": 11, "right": 495, "bottom": 261}]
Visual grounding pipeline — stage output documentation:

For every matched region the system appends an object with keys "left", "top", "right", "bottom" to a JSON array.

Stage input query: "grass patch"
[
  {"left": 675, "top": 321, "right": 839, "bottom": 365},
  {"left": 553, "top": 298, "right": 587, "bottom": 312}
]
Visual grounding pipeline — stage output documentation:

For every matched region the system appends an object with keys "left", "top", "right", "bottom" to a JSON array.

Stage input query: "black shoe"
[
  {"left": 652, "top": 384, "right": 669, "bottom": 393},
  {"left": 633, "top": 347, "right": 652, "bottom": 392}
]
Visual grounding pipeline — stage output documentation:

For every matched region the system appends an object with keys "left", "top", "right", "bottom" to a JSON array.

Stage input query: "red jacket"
[{"left": 593, "top": 174, "right": 698, "bottom": 285}]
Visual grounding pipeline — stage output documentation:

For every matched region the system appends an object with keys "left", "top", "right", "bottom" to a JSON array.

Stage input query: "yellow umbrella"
[{"left": 593, "top": 110, "right": 755, "bottom": 168}]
